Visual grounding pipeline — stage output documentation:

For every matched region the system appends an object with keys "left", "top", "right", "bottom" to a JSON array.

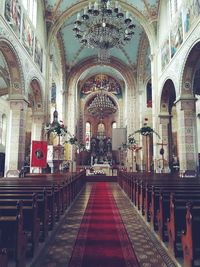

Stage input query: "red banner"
[{"left": 31, "top": 141, "right": 47, "bottom": 168}]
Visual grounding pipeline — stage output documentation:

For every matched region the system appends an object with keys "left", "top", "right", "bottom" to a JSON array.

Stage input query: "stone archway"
[
  {"left": 0, "top": 39, "right": 26, "bottom": 174},
  {"left": 78, "top": 74, "right": 121, "bottom": 166},
  {"left": 0, "top": 39, "right": 24, "bottom": 95},
  {"left": 65, "top": 57, "right": 136, "bottom": 139},
  {"left": 25, "top": 78, "right": 44, "bottom": 170},
  {"left": 159, "top": 79, "right": 177, "bottom": 173},
  {"left": 177, "top": 41, "right": 200, "bottom": 173}
]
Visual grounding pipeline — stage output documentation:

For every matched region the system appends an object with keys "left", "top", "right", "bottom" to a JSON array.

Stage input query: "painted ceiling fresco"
[{"left": 44, "top": 1, "right": 159, "bottom": 69}]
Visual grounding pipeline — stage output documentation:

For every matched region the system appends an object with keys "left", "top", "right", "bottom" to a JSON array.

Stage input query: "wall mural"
[
  {"left": 4, "top": 0, "right": 21, "bottom": 38},
  {"left": 22, "top": 16, "right": 34, "bottom": 56},
  {"left": 161, "top": 39, "right": 170, "bottom": 70},
  {"left": 4, "top": 1, "right": 43, "bottom": 73},
  {"left": 34, "top": 37, "right": 43, "bottom": 72},
  {"left": 80, "top": 74, "right": 122, "bottom": 98},
  {"left": 160, "top": 0, "right": 200, "bottom": 70},
  {"left": 170, "top": 11, "right": 183, "bottom": 58},
  {"left": 182, "top": 0, "right": 200, "bottom": 37}
]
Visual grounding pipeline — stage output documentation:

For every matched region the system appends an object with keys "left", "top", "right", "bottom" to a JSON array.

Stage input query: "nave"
[{"left": 31, "top": 182, "right": 178, "bottom": 267}]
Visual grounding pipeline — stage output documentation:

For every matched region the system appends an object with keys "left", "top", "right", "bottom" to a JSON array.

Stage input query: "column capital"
[
  {"left": 158, "top": 113, "right": 172, "bottom": 119},
  {"left": 175, "top": 96, "right": 197, "bottom": 104},
  {"left": 32, "top": 111, "right": 46, "bottom": 119},
  {"left": 175, "top": 96, "right": 197, "bottom": 112},
  {"left": 8, "top": 95, "right": 29, "bottom": 104}
]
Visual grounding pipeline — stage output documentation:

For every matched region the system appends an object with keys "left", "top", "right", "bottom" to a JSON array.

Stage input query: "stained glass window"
[{"left": 85, "top": 122, "right": 91, "bottom": 150}]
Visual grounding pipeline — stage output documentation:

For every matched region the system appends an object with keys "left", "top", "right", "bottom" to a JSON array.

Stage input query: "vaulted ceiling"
[{"left": 45, "top": 0, "right": 159, "bottom": 74}]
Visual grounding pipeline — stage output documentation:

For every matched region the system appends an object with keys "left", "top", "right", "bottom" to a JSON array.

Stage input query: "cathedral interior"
[{"left": 0, "top": 0, "right": 200, "bottom": 267}]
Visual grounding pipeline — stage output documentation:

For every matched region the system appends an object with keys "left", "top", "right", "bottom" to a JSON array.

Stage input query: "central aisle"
[
  {"left": 31, "top": 182, "right": 178, "bottom": 267},
  {"left": 69, "top": 182, "right": 139, "bottom": 267}
]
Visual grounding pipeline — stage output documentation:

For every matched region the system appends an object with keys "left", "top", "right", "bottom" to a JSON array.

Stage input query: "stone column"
[
  {"left": 158, "top": 114, "right": 171, "bottom": 171},
  {"left": 29, "top": 112, "right": 46, "bottom": 173},
  {"left": 176, "top": 98, "right": 198, "bottom": 172},
  {"left": 5, "top": 99, "right": 28, "bottom": 173},
  {"left": 31, "top": 112, "right": 45, "bottom": 141}
]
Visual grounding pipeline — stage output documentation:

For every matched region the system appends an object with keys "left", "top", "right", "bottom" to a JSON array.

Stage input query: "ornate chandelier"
[
  {"left": 73, "top": 0, "right": 136, "bottom": 61},
  {"left": 87, "top": 91, "right": 117, "bottom": 116}
]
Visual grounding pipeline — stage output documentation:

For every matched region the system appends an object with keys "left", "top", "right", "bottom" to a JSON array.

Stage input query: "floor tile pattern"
[{"left": 110, "top": 183, "right": 179, "bottom": 267}]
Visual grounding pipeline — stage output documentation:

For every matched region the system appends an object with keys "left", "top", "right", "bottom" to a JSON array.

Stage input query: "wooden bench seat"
[
  {"left": 0, "top": 195, "right": 40, "bottom": 256},
  {"left": 0, "top": 188, "right": 55, "bottom": 230},
  {"left": 167, "top": 196, "right": 200, "bottom": 257},
  {"left": 150, "top": 188, "right": 200, "bottom": 231},
  {"left": 0, "top": 202, "right": 27, "bottom": 267},
  {"left": 157, "top": 192, "right": 200, "bottom": 242},
  {"left": 181, "top": 203, "right": 200, "bottom": 267},
  {"left": 0, "top": 248, "right": 8, "bottom": 267}
]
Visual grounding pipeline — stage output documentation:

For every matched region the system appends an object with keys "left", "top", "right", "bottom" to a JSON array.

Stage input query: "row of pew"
[
  {"left": 118, "top": 171, "right": 200, "bottom": 267},
  {"left": 0, "top": 172, "right": 85, "bottom": 267}
]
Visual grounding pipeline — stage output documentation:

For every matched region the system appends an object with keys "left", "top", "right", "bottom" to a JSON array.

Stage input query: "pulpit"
[{"left": 47, "top": 145, "right": 65, "bottom": 173}]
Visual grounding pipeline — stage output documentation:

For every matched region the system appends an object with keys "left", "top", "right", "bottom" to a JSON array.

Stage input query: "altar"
[
  {"left": 86, "top": 163, "right": 112, "bottom": 176},
  {"left": 93, "top": 163, "right": 111, "bottom": 176}
]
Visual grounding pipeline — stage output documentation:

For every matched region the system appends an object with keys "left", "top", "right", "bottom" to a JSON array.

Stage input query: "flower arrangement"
[
  {"left": 45, "top": 121, "right": 86, "bottom": 150},
  {"left": 45, "top": 120, "right": 67, "bottom": 136},
  {"left": 132, "top": 126, "right": 160, "bottom": 138}
]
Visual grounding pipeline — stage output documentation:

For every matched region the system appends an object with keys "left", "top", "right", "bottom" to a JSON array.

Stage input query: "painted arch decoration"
[{"left": 80, "top": 74, "right": 122, "bottom": 98}]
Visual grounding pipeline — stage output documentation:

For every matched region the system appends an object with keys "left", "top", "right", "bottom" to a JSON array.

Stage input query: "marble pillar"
[
  {"left": 5, "top": 99, "right": 28, "bottom": 173},
  {"left": 176, "top": 98, "right": 198, "bottom": 172}
]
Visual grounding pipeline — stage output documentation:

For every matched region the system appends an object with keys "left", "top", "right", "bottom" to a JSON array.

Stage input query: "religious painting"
[
  {"left": 182, "top": 0, "right": 200, "bottom": 37},
  {"left": 161, "top": 39, "right": 170, "bottom": 70},
  {"left": 4, "top": 0, "right": 21, "bottom": 38},
  {"left": 170, "top": 12, "right": 183, "bottom": 58},
  {"left": 22, "top": 15, "right": 34, "bottom": 56},
  {"left": 51, "top": 82, "right": 56, "bottom": 104},
  {"left": 81, "top": 74, "right": 122, "bottom": 98},
  {"left": 34, "top": 37, "right": 43, "bottom": 72}
]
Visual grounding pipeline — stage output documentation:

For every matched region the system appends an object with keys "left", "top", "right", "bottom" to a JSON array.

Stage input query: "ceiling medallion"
[{"left": 73, "top": 0, "right": 136, "bottom": 62}]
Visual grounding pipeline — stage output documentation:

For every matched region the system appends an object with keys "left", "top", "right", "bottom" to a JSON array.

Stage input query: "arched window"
[
  {"left": 112, "top": 122, "right": 117, "bottom": 128},
  {"left": 22, "top": 0, "right": 37, "bottom": 27},
  {"left": 146, "top": 80, "right": 152, "bottom": 108},
  {"left": 85, "top": 122, "right": 91, "bottom": 150},
  {"left": 2, "top": 114, "right": 7, "bottom": 146},
  {"left": 97, "top": 122, "right": 105, "bottom": 133}
]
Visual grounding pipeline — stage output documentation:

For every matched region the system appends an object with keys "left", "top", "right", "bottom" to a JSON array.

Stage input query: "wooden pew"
[
  {"left": 167, "top": 195, "right": 200, "bottom": 257},
  {"left": 0, "top": 194, "right": 40, "bottom": 256},
  {"left": 181, "top": 203, "right": 200, "bottom": 267},
  {"left": 149, "top": 186, "right": 200, "bottom": 231},
  {"left": 157, "top": 192, "right": 200, "bottom": 242},
  {"left": 0, "top": 248, "right": 8, "bottom": 267},
  {"left": 0, "top": 201, "right": 27, "bottom": 267},
  {"left": 0, "top": 190, "right": 48, "bottom": 241},
  {"left": 0, "top": 187, "right": 54, "bottom": 230}
]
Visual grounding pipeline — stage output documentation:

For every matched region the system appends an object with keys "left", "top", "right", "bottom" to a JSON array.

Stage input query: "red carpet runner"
[{"left": 69, "top": 182, "right": 139, "bottom": 267}]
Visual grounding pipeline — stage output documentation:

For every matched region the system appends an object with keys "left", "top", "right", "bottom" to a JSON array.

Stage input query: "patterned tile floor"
[{"left": 30, "top": 183, "right": 180, "bottom": 267}]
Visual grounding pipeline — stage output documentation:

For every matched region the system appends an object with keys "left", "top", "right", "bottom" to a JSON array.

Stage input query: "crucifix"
[{"left": 157, "top": 140, "right": 167, "bottom": 172}]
